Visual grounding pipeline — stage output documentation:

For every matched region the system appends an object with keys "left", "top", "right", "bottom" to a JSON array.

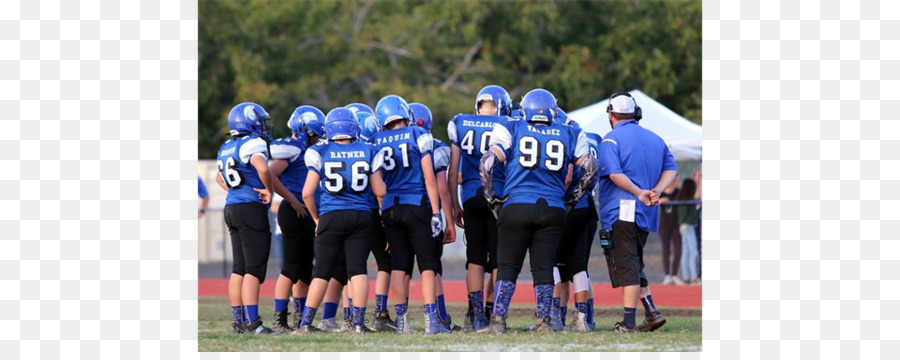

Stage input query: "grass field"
[{"left": 199, "top": 296, "right": 701, "bottom": 352}]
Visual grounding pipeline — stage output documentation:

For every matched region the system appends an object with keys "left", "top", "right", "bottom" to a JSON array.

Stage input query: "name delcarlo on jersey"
[
  {"left": 372, "top": 126, "right": 433, "bottom": 209},
  {"left": 448, "top": 114, "right": 508, "bottom": 202},
  {"left": 217, "top": 135, "right": 269, "bottom": 206},
  {"left": 566, "top": 131, "right": 602, "bottom": 209},
  {"left": 304, "top": 141, "right": 384, "bottom": 215},
  {"left": 489, "top": 117, "right": 590, "bottom": 209},
  {"left": 269, "top": 137, "right": 308, "bottom": 202}
]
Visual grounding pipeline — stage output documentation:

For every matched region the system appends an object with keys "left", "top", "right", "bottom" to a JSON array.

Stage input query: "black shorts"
[
  {"left": 311, "top": 210, "right": 372, "bottom": 281},
  {"left": 495, "top": 199, "right": 565, "bottom": 286},
  {"left": 224, "top": 202, "right": 272, "bottom": 282},
  {"left": 462, "top": 188, "right": 499, "bottom": 271},
  {"left": 556, "top": 197, "right": 599, "bottom": 282},
  {"left": 278, "top": 203, "right": 316, "bottom": 284},
  {"left": 369, "top": 210, "right": 391, "bottom": 273},
  {"left": 604, "top": 220, "right": 649, "bottom": 288},
  {"left": 381, "top": 198, "right": 437, "bottom": 274},
  {"left": 433, "top": 230, "right": 445, "bottom": 276}
]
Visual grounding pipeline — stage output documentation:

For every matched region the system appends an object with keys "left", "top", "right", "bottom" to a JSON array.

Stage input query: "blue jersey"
[
  {"left": 198, "top": 176, "right": 209, "bottom": 198},
  {"left": 270, "top": 137, "right": 308, "bottom": 202},
  {"left": 373, "top": 126, "right": 433, "bottom": 210},
  {"left": 217, "top": 135, "right": 269, "bottom": 207},
  {"left": 448, "top": 114, "right": 508, "bottom": 202},
  {"left": 305, "top": 141, "right": 383, "bottom": 215},
  {"left": 567, "top": 132, "right": 602, "bottom": 209},
  {"left": 489, "top": 118, "right": 590, "bottom": 210},
  {"left": 359, "top": 130, "right": 380, "bottom": 210},
  {"left": 432, "top": 139, "right": 450, "bottom": 174}
]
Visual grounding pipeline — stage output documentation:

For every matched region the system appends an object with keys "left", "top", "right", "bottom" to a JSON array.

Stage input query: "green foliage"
[{"left": 199, "top": 0, "right": 701, "bottom": 158}]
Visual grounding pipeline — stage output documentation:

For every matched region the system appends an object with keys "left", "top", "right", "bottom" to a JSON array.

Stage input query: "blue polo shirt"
[{"left": 597, "top": 120, "right": 677, "bottom": 232}]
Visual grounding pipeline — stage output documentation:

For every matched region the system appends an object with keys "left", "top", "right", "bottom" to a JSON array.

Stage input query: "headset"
[{"left": 606, "top": 91, "right": 642, "bottom": 121}]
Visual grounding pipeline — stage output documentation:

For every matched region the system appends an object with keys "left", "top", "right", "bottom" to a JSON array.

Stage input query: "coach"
[{"left": 596, "top": 92, "right": 677, "bottom": 333}]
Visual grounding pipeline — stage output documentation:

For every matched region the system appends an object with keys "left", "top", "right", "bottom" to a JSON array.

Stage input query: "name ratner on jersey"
[
  {"left": 490, "top": 118, "right": 589, "bottom": 209},
  {"left": 217, "top": 135, "right": 269, "bottom": 207},
  {"left": 566, "top": 132, "right": 602, "bottom": 209},
  {"left": 372, "top": 126, "right": 433, "bottom": 210},
  {"left": 270, "top": 137, "right": 308, "bottom": 203},
  {"left": 305, "top": 141, "right": 383, "bottom": 215},
  {"left": 448, "top": 114, "right": 508, "bottom": 202}
]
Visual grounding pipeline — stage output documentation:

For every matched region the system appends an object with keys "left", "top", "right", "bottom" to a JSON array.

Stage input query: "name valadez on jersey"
[
  {"left": 329, "top": 150, "right": 367, "bottom": 159},
  {"left": 526, "top": 125, "right": 561, "bottom": 136},
  {"left": 462, "top": 120, "right": 496, "bottom": 129},
  {"left": 375, "top": 132, "right": 411, "bottom": 144}
]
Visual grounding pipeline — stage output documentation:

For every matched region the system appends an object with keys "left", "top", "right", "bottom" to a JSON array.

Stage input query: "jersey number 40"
[
  {"left": 460, "top": 130, "right": 491, "bottom": 155},
  {"left": 217, "top": 157, "right": 246, "bottom": 188},
  {"left": 323, "top": 161, "right": 370, "bottom": 193},
  {"left": 518, "top": 136, "right": 565, "bottom": 172}
]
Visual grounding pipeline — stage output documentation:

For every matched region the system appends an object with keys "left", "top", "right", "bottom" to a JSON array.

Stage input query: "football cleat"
[
  {"left": 425, "top": 311, "right": 450, "bottom": 335},
  {"left": 232, "top": 322, "right": 247, "bottom": 334},
  {"left": 549, "top": 307, "right": 564, "bottom": 331},
  {"left": 442, "top": 315, "right": 462, "bottom": 332},
  {"left": 476, "top": 314, "right": 507, "bottom": 334},
  {"left": 464, "top": 307, "right": 475, "bottom": 331},
  {"left": 353, "top": 324, "right": 371, "bottom": 334},
  {"left": 317, "top": 318, "right": 342, "bottom": 332},
  {"left": 371, "top": 310, "right": 397, "bottom": 332},
  {"left": 609, "top": 321, "right": 640, "bottom": 333},
  {"left": 291, "top": 324, "right": 321, "bottom": 334},
  {"left": 565, "top": 311, "right": 589, "bottom": 332},
  {"left": 638, "top": 310, "right": 667, "bottom": 332},
  {"left": 271, "top": 310, "right": 293, "bottom": 334},
  {"left": 534, "top": 315, "right": 554, "bottom": 333},
  {"left": 246, "top": 316, "right": 276, "bottom": 335},
  {"left": 340, "top": 318, "right": 352, "bottom": 332}
]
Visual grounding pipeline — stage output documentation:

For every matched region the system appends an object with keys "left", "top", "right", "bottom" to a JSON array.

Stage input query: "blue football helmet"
[
  {"left": 355, "top": 111, "right": 380, "bottom": 143},
  {"left": 409, "top": 103, "right": 433, "bottom": 132},
  {"left": 555, "top": 107, "right": 568, "bottom": 124},
  {"left": 345, "top": 103, "right": 375, "bottom": 116},
  {"left": 325, "top": 107, "right": 360, "bottom": 141},
  {"left": 375, "top": 95, "right": 411, "bottom": 128},
  {"left": 475, "top": 85, "right": 512, "bottom": 116},
  {"left": 288, "top": 105, "right": 324, "bottom": 144},
  {"left": 304, "top": 108, "right": 327, "bottom": 143},
  {"left": 519, "top": 89, "right": 558, "bottom": 124},
  {"left": 228, "top": 102, "right": 272, "bottom": 137}
]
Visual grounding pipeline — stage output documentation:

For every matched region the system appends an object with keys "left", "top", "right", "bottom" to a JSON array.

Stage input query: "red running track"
[{"left": 199, "top": 279, "right": 701, "bottom": 308}]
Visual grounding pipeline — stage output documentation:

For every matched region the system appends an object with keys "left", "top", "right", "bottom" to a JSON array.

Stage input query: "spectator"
[
  {"left": 676, "top": 178, "right": 700, "bottom": 285},
  {"left": 658, "top": 174, "right": 683, "bottom": 285}
]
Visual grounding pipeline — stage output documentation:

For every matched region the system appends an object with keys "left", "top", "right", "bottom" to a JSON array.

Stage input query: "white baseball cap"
[{"left": 608, "top": 94, "right": 636, "bottom": 114}]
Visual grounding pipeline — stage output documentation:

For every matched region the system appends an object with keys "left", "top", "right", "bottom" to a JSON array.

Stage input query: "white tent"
[{"left": 567, "top": 89, "right": 702, "bottom": 161}]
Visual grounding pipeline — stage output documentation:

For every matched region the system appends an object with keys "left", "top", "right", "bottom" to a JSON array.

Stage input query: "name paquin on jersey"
[
  {"left": 375, "top": 132, "right": 412, "bottom": 144},
  {"left": 526, "top": 124, "right": 562, "bottom": 136},
  {"left": 328, "top": 150, "right": 368, "bottom": 159}
]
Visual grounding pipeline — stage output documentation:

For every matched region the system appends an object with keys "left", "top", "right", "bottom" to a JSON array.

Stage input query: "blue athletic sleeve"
[{"left": 198, "top": 176, "right": 209, "bottom": 198}]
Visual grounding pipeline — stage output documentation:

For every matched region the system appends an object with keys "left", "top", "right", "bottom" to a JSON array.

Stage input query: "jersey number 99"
[{"left": 517, "top": 137, "right": 565, "bottom": 172}]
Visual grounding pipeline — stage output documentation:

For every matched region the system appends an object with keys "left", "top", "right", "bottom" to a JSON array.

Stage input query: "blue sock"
[
  {"left": 534, "top": 284, "right": 553, "bottom": 318},
  {"left": 322, "top": 302, "right": 338, "bottom": 320},
  {"left": 274, "top": 298, "right": 289, "bottom": 313},
  {"left": 293, "top": 297, "right": 306, "bottom": 315},
  {"left": 469, "top": 291, "right": 486, "bottom": 319},
  {"left": 424, "top": 302, "right": 437, "bottom": 314},
  {"left": 493, "top": 280, "right": 516, "bottom": 316},
  {"left": 437, "top": 295, "right": 448, "bottom": 320},
  {"left": 343, "top": 306, "right": 351, "bottom": 320},
  {"left": 575, "top": 302, "right": 588, "bottom": 315},
  {"left": 244, "top": 304, "right": 259, "bottom": 325},
  {"left": 587, "top": 298, "right": 595, "bottom": 325},
  {"left": 301, "top": 306, "right": 318, "bottom": 326},
  {"left": 561, "top": 306, "right": 568, "bottom": 326},
  {"left": 352, "top": 306, "right": 366, "bottom": 326},
  {"left": 641, "top": 294, "right": 658, "bottom": 314},
  {"left": 348, "top": 297, "right": 353, "bottom": 307},
  {"left": 231, "top": 306, "right": 243, "bottom": 325},
  {"left": 375, "top": 294, "right": 388, "bottom": 312},
  {"left": 395, "top": 303, "right": 408, "bottom": 316},
  {"left": 624, "top": 307, "right": 637, "bottom": 329}
]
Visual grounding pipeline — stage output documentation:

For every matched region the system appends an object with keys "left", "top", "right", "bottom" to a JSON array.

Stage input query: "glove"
[
  {"left": 488, "top": 196, "right": 508, "bottom": 219},
  {"left": 431, "top": 213, "right": 443, "bottom": 238}
]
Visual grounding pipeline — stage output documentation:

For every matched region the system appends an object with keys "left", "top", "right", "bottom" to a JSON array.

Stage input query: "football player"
[
  {"left": 477, "top": 89, "right": 598, "bottom": 334},
  {"left": 372, "top": 95, "right": 447, "bottom": 334},
  {"left": 446, "top": 85, "right": 512, "bottom": 330},
  {"left": 294, "top": 107, "right": 387, "bottom": 334},
  {"left": 215, "top": 102, "right": 277, "bottom": 335},
  {"left": 410, "top": 102, "right": 462, "bottom": 331}
]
